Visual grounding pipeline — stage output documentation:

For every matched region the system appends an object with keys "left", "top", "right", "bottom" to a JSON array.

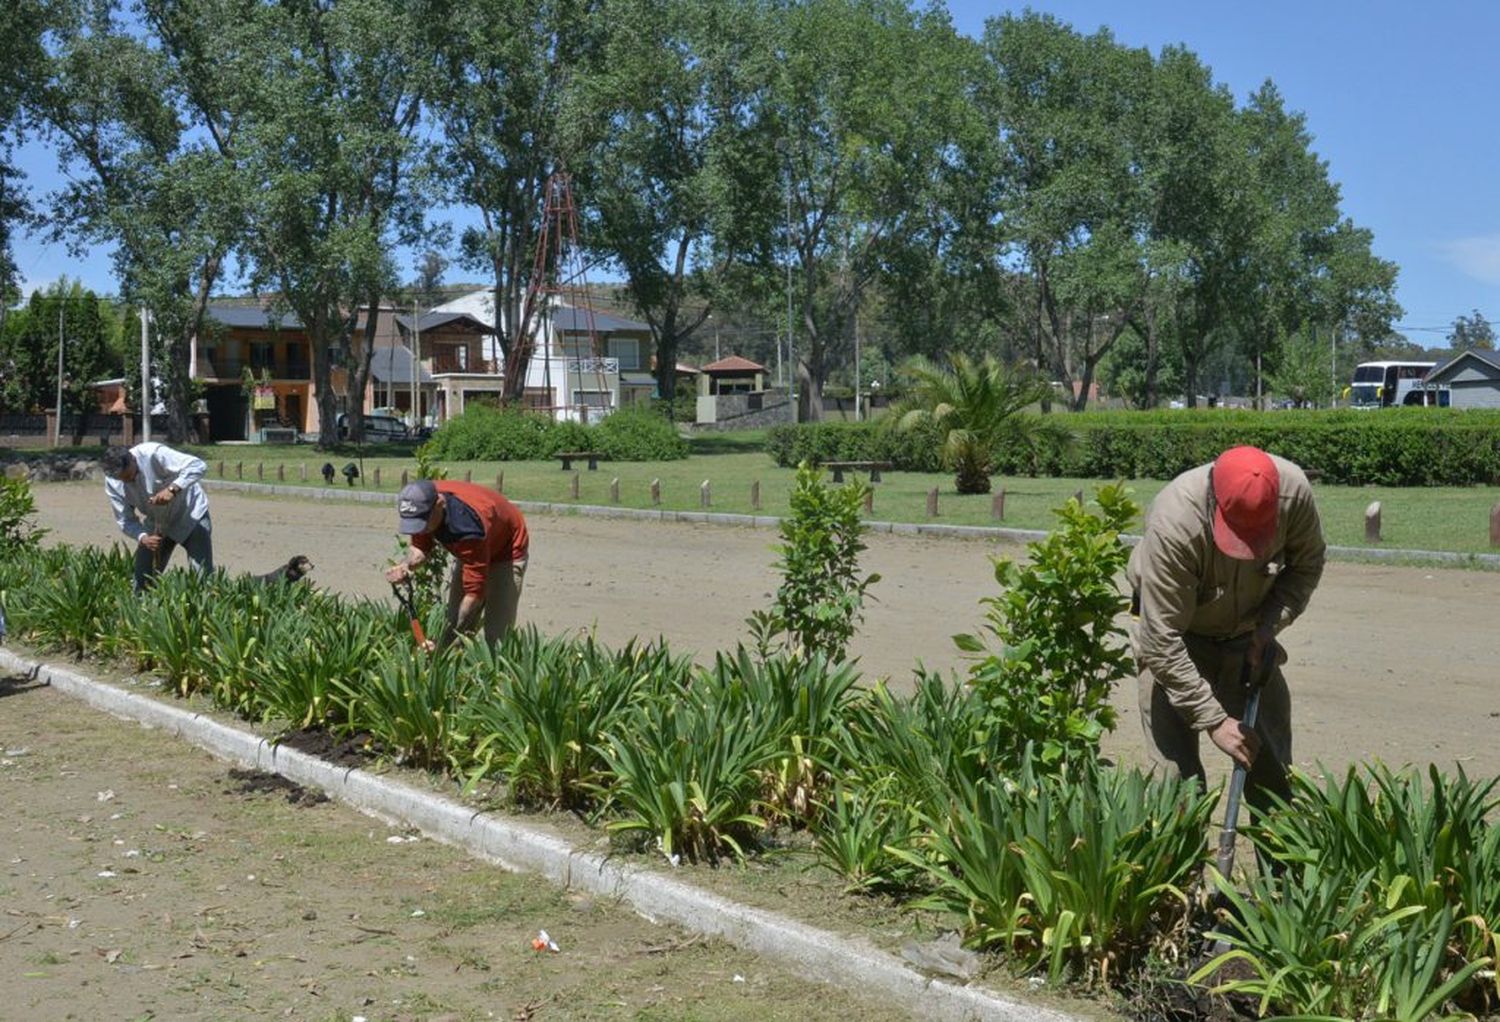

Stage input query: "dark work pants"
[{"left": 133, "top": 517, "right": 214, "bottom": 592}]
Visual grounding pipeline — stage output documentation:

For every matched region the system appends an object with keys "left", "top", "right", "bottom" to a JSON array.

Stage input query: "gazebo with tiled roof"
[{"left": 698, "top": 355, "right": 766, "bottom": 396}]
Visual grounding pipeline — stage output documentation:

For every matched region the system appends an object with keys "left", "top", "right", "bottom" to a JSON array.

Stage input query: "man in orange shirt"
[{"left": 385, "top": 479, "right": 530, "bottom": 647}]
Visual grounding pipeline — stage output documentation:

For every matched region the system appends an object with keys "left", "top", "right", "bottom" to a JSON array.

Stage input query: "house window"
[
  {"left": 559, "top": 335, "right": 593, "bottom": 359},
  {"left": 250, "top": 341, "right": 275, "bottom": 372},
  {"left": 607, "top": 336, "right": 640, "bottom": 370},
  {"left": 572, "top": 390, "right": 612, "bottom": 409}
]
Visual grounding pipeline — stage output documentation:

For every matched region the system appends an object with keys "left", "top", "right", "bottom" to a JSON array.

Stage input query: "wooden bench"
[
  {"left": 1304, "top": 468, "right": 1324, "bottom": 483},
  {"left": 822, "top": 460, "right": 893, "bottom": 483},
  {"left": 557, "top": 450, "right": 605, "bottom": 471}
]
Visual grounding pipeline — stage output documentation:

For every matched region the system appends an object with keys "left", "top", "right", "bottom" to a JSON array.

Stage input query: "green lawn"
[{"left": 162, "top": 433, "right": 1500, "bottom": 557}]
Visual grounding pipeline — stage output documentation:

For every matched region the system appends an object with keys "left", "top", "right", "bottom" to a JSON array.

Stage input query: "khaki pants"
[
  {"left": 445, "top": 557, "right": 527, "bottom": 646},
  {"left": 1137, "top": 633, "right": 1294, "bottom": 818}
]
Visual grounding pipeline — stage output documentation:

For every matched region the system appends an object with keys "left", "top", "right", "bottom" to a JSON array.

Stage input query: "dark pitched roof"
[
  {"left": 393, "top": 310, "right": 493, "bottom": 334},
  {"left": 369, "top": 345, "right": 433, "bottom": 384},
  {"left": 1426, "top": 348, "right": 1500, "bottom": 381},
  {"left": 206, "top": 304, "right": 303, "bottom": 330},
  {"left": 550, "top": 306, "right": 651, "bottom": 333}
]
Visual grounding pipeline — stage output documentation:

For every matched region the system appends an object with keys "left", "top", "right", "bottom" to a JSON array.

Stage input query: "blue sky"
[{"left": 12, "top": 1, "right": 1497, "bottom": 347}]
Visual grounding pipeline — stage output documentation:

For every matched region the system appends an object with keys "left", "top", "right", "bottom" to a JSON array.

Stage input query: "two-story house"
[{"left": 194, "top": 304, "right": 315, "bottom": 441}]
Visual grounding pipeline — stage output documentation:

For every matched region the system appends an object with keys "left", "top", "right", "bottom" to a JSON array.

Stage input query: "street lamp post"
[{"left": 776, "top": 139, "right": 797, "bottom": 420}]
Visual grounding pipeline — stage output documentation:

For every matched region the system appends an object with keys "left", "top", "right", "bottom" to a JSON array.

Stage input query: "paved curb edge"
[{"left": 0, "top": 647, "right": 1083, "bottom": 1022}]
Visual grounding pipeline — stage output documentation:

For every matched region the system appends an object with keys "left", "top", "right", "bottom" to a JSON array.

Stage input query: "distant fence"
[{"left": 0, "top": 412, "right": 168, "bottom": 449}]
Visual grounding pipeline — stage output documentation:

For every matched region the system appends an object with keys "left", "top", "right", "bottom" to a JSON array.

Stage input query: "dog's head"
[{"left": 283, "top": 555, "right": 314, "bottom": 582}]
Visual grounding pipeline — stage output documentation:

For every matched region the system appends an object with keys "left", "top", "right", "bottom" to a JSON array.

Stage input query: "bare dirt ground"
[
  {"left": 0, "top": 677, "right": 914, "bottom": 1022},
  {"left": 29, "top": 481, "right": 1500, "bottom": 784}
]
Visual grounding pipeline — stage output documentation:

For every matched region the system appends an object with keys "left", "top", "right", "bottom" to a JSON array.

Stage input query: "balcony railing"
[
  {"left": 197, "top": 357, "right": 311, "bottom": 381},
  {"left": 430, "top": 353, "right": 500, "bottom": 375},
  {"left": 564, "top": 357, "right": 620, "bottom": 375}
]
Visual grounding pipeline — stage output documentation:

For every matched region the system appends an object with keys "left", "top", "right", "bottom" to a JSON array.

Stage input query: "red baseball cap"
[{"left": 1211, "top": 446, "right": 1279, "bottom": 560}]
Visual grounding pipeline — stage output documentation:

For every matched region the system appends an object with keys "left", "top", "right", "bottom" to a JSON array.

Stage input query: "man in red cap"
[
  {"left": 385, "top": 479, "right": 530, "bottom": 648},
  {"left": 1126, "top": 445, "right": 1325, "bottom": 813}
]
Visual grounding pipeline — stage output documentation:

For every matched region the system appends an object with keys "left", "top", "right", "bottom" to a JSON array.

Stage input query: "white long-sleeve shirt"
[{"left": 105, "top": 442, "right": 210, "bottom": 545}]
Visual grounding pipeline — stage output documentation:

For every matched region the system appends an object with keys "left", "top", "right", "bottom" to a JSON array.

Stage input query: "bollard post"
[
  {"left": 277, "top": 464, "right": 285, "bottom": 482},
  {"left": 496, "top": 471, "right": 504, "bottom": 492},
  {"left": 236, "top": 461, "right": 243, "bottom": 479},
  {"left": 862, "top": 488, "right": 873, "bottom": 515},
  {"left": 300, "top": 463, "right": 307, "bottom": 483},
  {"left": 751, "top": 479, "right": 761, "bottom": 511},
  {"left": 610, "top": 477, "right": 620, "bottom": 504},
  {"left": 700, "top": 480, "right": 711, "bottom": 508},
  {"left": 373, "top": 466, "right": 382, "bottom": 488},
  {"left": 464, "top": 468, "right": 472, "bottom": 483},
  {"left": 1364, "top": 501, "right": 1382, "bottom": 543},
  {"left": 992, "top": 489, "right": 1005, "bottom": 520},
  {"left": 217, "top": 460, "right": 225, "bottom": 478},
  {"left": 926, "top": 487, "right": 938, "bottom": 518},
  {"left": 651, "top": 478, "right": 661, "bottom": 506},
  {"left": 1492, "top": 504, "right": 1500, "bottom": 548},
  {"left": 1073, "top": 489, "right": 1084, "bottom": 506},
  {"left": 570, "top": 471, "right": 580, "bottom": 500},
  {"left": 401, "top": 469, "right": 409, "bottom": 487},
  {"left": 257, "top": 462, "right": 264, "bottom": 481}
]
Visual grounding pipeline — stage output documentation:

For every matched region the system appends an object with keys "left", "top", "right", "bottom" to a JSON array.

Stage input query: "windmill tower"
[{"left": 506, "top": 171, "right": 610, "bottom": 421}]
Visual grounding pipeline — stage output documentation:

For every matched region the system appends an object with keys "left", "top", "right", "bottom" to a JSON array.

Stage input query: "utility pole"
[
  {"left": 54, "top": 300, "right": 64, "bottom": 447},
  {"left": 854, "top": 307, "right": 861, "bottom": 422},
  {"left": 1330, "top": 320, "right": 1338, "bottom": 409},
  {"left": 140, "top": 306, "right": 151, "bottom": 442},
  {"left": 784, "top": 161, "right": 796, "bottom": 420}
]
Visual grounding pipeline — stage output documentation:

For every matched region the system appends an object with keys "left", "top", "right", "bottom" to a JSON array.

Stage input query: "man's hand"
[
  {"left": 139, "top": 534, "right": 164, "bottom": 552},
  {"left": 1247, "top": 622, "right": 1277, "bottom": 668},
  {"left": 148, "top": 485, "right": 178, "bottom": 506},
  {"left": 384, "top": 562, "right": 411, "bottom": 584},
  {"left": 1209, "top": 716, "right": 1261, "bottom": 770}
]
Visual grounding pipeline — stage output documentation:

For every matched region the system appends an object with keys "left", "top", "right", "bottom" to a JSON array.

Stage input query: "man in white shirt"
[{"left": 101, "top": 443, "right": 214, "bottom": 591}]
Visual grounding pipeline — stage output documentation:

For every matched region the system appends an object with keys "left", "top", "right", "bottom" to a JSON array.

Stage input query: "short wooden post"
[
  {"left": 570, "top": 471, "right": 580, "bottom": 500},
  {"left": 401, "top": 469, "right": 409, "bottom": 488},
  {"left": 464, "top": 468, "right": 472, "bottom": 483},
  {"left": 751, "top": 480, "right": 761, "bottom": 511},
  {"left": 1073, "top": 489, "right": 1084, "bottom": 506},
  {"left": 700, "top": 480, "right": 711, "bottom": 508},
  {"left": 926, "top": 487, "right": 938, "bottom": 518},
  {"left": 1364, "top": 501, "right": 1382, "bottom": 543},
  {"left": 299, "top": 463, "right": 307, "bottom": 483},
  {"left": 610, "top": 477, "right": 620, "bottom": 504},
  {"left": 862, "top": 488, "right": 873, "bottom": 515},
  {"left": 496, "top": 471, "right": 504, "bottom": 493},
  {"left": 256, "top": 462, "right": 264, "bottom": 481},
  {"left": 373, "top": 466, "right": 382, "bottom": 488},
  {"left": 992, "top": 489, "right": 1005, "bottom": 521},
  {"left": 1491, "top": 504, "right": 1500, "bottom": 548},
  {"left": 236, "top": 461, "right": 243, "bottom": 479},
  {"left": 217, "top": 460, "right": 225, "bottom": 478},
  {"left": 651, "top": 478, "right": 661, "bottom": 506},
  {"left": 277, "top": 464, "right": 285, "bottom": 482}
]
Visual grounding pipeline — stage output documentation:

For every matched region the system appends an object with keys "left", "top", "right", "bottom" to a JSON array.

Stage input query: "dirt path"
[
  {"left": 0, "top": 678, "right": 913, "bottom": 1022},
  {"left": 30, "top": 481, "right": 1500, "bottom": 784}
]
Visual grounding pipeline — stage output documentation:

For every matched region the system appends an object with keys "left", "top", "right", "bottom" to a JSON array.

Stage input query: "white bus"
[{"left": 1347, "top": 361, "right": 1448, "bottom": 408}]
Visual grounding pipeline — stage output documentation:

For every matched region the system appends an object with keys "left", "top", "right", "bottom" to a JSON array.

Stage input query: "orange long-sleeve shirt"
[{"left": 410, "top": 481, "right": 529, "bottom": 597}]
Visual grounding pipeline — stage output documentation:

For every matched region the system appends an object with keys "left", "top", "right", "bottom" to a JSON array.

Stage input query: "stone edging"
[
  {"left": 206, "top": 478, "right": 1500, "bottom": 567},
  {"left": 0, "top": 648, "right": 1085, "bottom": 1022}
]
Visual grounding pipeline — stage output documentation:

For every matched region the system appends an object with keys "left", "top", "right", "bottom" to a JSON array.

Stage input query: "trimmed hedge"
[
  {"left": 769, "top": 409, "right": 1500, "bottom": 486},
  {"left": 422, "top": 404, "right": 687, "bottom": 462}
]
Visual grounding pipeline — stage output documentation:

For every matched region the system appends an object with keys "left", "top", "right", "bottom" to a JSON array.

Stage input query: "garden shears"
[{"left": 389, "top": 575, "right": 427, "bottom": 648}]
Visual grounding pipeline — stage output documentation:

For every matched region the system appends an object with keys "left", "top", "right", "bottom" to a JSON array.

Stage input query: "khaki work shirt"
[{"left": 1126, "top": 454, "right": 1325, "bottom": 731}]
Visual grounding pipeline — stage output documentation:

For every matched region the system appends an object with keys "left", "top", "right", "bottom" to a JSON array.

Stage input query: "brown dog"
[{"left": 256, "top": 555, "right": 314, "bottom": 585}]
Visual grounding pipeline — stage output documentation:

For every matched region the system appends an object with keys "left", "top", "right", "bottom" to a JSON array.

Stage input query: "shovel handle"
[{"left": 1215, "top": 685, "right": 1262, "bottom": 880}]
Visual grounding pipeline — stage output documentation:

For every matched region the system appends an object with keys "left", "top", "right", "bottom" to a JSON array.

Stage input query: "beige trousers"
[
  {"left": 1137, "top": 633, "right": 1293, "bottom": 817},
  {"left": 445, "top": 556, "right": 528, "bottom": 646}
]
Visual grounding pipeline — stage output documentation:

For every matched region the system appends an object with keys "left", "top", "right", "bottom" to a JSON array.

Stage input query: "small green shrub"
[
  {"left": 590, "top": 405, "right": 688, "bottom": 460},
  {"left": 0, "top": 475, "right": 48, "bottom": 553},
  {"left": 954, "top": 484, "right": 1138, "bottom": 770}
]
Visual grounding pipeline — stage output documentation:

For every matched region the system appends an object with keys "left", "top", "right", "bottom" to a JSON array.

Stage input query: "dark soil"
[{"left": 276, "top": 726, "right": 377, "bottom": 768}]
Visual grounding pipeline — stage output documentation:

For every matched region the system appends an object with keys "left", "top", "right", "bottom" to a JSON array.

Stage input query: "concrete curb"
[
  {"left": 0, "top": 647, "right": 1083, "bottom": 1022},
  {"left": 205, "top": 478, "right": 1500, "bottom": 567}
]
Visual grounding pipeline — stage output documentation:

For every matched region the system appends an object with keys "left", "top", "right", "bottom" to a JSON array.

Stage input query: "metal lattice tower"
[{"left": 508, "top": 171, "right": 609, "bottom": 419}]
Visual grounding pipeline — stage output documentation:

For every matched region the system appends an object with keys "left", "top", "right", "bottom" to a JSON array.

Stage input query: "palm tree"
[{"left": 892, "top": 354, "right": 1053, "bottom": 494}]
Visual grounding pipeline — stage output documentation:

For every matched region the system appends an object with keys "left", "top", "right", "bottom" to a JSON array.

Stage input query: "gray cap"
[{"left": 396, "top": 480, "right": 438, "bottom": 534}]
